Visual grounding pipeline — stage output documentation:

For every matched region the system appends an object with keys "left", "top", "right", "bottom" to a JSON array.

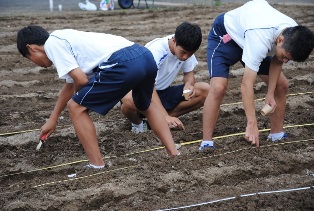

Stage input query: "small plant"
[{"left": 213, "top": 0, "right": 221, "bottom": 6}]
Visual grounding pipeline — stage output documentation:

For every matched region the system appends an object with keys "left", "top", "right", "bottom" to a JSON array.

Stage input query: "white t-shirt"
[
  {"left": 224, "top": 0, "right": 297, "bottom": 71},
  {"left": 45, "top": 29, "right": 134, "bottom": 83},
  {"left": 145, "top": 35, "right": 198, "bottom": 90}
]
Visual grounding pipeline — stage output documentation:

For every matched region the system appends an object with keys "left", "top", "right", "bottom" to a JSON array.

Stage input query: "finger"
[
  {"left": 256, "top": 138, "right": 260, "bottom": 147},
  {"left": 42, "top": 134, "right": 48, "bottom": 140},
  {"left": 168, "top": 122, "right": 174, "bottom": 128},
  {"left": 244, "top": 133, "right": 249, "bottom": 141},
  {"left": 177, "top": 124, "right": 184, "bottom": 130},
  {"left": 251, "top": 137, "right": 256, "bottom": 145},
  {"left": 170, "top": 122, "right": 177, "bottom": 129},
  {"left": 40, "top": 132, "right": 49, "bottom": 140}
]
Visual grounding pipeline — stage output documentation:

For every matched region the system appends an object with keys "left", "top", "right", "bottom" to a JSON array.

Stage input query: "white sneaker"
[
  {"left": 267, "top": 133, "right": 288, "bottom": 142},
  {"left": 67, "top": 161, "right": 112, "bottom": 178},
  {"left": 131, "top": 120, "right": 148, "bottom": 133},
  {"left": 199, "top": 140, "right": 215, "bottom": 151}
]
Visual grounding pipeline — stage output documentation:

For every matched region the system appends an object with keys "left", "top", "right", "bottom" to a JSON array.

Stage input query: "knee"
[
  {"left": 209, "top": 83, "right": 227, "bottom": 99},
  {"left": 196, "top": 82, "right": 210, "bottom": 99},
  {"left": 276, "top": 78, "right": 289, "bottom": 94},
  {"left": 120, "top": 95, "right": 136, "bottom": 113},
  {"left": 67, "top": 99, "right": 78, "bottom": 115}
]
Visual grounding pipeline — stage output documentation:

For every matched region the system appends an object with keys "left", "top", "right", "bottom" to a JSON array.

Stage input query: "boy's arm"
[
  {"left": 68, "top": 68, "right": 89, "bottom": 92},
  {"left": 40, "top": 67, "right": 89, "bottom": 138},
  {"left": 182, "top": 71, "right": 196, "bottom": 100},
  {"left": 241, "top": 67, "right": 259, "bottom": 147},
  {"left": 264, "top": 56, "right": 283, "bottom": 110},
  {"left": 40, "top": 83, "right": 75, "bottom": 138},
  {"left": 151, "top": 88, "right": 185, "bottom": 130}
]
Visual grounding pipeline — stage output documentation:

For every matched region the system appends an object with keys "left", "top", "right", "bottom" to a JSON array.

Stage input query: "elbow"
[
  {"left": 79, "top": 77, "right": 89, "bottom": 87},
  {"left": 75, "top": 78, "right": 89, "bottom": 91},
  {"left": 82, "top": 77, "right": 89, "bottom": 86}
]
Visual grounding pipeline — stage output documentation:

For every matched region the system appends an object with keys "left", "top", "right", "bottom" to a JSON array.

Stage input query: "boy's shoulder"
[{"left": 145, "top": 34, "right": 173, "bottom": 48}]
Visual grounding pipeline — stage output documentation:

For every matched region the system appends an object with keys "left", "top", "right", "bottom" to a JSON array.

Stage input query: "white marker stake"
[{"left": 49, "top": 0, "right": 53, "bottom": 12}]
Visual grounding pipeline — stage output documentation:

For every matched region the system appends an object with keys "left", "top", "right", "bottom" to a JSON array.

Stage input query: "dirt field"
[{"left": 0, "top": 3, "right": 313, "bottom": 211}]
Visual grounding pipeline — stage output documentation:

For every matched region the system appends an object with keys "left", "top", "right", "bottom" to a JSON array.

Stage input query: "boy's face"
[
  {"left": 171, "top": 38, "right": 195, "bottom": 61},
  {"left": 275, "top": 46, "right": 291, "bottom": 63},
  {"left": 173, "top": 45, "right": 195, "bottom": 61},
  {"left": 275, "top": 35, "right": 292, "bottom": 63},
  {"left": 26, "top": 44, "right": 52, "bottom": 68}
]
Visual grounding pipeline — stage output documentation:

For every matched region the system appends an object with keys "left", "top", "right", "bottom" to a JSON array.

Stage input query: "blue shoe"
[
  {"left": 199, "top": 140, "right": 215, "bottom": 151},
  {"left": 267, "top": 133, "right": 288, "bottom": 142}
]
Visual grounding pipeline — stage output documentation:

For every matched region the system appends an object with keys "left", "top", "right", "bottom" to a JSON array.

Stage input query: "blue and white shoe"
[
  {"left": 131, "top": 120, "right": 148, "bottom": 133},
  {"left": 267, "top": 133, "right": 288, "bottom": 142},
  {"left": 199, "top": 140, "right": 215, "bottom": 151}
]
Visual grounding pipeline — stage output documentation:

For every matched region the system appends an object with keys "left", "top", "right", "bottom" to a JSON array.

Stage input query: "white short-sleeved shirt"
[
  {"left": 44, "top": 29, "right": 134, "bottom": 83},
  {"left": 145, "top": 34, "right": 198, "bottom": 90},
  {"left": 224, "top": 0, "right": 297, "bottom": 71}
]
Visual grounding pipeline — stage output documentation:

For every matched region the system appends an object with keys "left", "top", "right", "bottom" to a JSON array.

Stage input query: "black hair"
[
  {"left": 282, "top": 25, "right": 314, "bottom": 62},
  {"left": 17, "top": 25, "right": 49, "bottom": 57},
  {"left": 174, "top": 22, "right": 202, "bottom": 52}
]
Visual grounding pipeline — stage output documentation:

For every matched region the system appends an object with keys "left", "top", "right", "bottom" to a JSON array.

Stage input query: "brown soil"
[{"left": 0, "top": 3, "right": 314, "bottom": 211}]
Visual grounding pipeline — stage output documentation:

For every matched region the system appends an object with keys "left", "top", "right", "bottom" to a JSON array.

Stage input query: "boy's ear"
[
  {"left": 276, "top": 35, "right": 284, "bottom": 45},
  {"left": 26, "top": 44, "right": 37, "bottom": 53},
  {"left": 172, "top": 37, "right": 176, "bottom": 45}
]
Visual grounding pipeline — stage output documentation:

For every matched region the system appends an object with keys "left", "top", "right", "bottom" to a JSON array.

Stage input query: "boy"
[
  {"left": 200, "top": 0, "right": 314, "bottom": 150},
  {"left": 17, "top": 26, "right": 180, "bottom": 169},
  {"left": 121, "top": 22, "right": 209, "bottom": 132}
]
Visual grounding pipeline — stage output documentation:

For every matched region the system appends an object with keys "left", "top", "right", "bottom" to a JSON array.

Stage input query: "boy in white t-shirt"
[
  {"left": 17, "top": 26, "right": 180, "bottom": 170},
  {"left": 200, "top": 0, "right": 314, "bottom": 150},
  {"left": 121, "top": 22, "right": 209, "bottom": 133}
]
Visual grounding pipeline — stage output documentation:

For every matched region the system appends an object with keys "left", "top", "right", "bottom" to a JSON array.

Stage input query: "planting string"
[
  {"left": 32, "top": 165, "right": 138, "bottom": 188},
  {"left": 221, "top": 91, "right": 312, "bottom": 106},
  {"left": 0, "top": 123, "right": 313, "bottom": 178},
  {"left": 189, "top": 139, "right": 314, "bottom": 161},
  {"left": 6, "top": 138, "right": 314, "bottom": 190},
  {"left": 0, "top": 91, "right": 312, "bottom": 136},
  {"left": 157, "top": 186, "right": 314, "bottom": 211}
]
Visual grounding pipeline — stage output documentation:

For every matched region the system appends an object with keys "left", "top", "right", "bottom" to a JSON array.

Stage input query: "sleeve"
[
  {"left": 145, "top": 38, "right": 168, "bottom": 69},
  {"left": 242, "top": 29, "right": 273, "bottom": 72},
  {"left": 45, "top": 36, "right": 79, "bottom": 83}
]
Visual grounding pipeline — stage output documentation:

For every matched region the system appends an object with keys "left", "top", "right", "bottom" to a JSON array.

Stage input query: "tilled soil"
[{"left": 0, "top": 3, "right": 313, "bottom": 211}]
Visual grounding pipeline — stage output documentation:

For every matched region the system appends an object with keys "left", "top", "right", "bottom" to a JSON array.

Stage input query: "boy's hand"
[
  {"left": 183, "top": 85, "right": 195, "bottom": 100},
  {"left": 165, "top": 116, "right": 185, "bottom": 130},
  {"left": 264, "top": 94, "right": 277, "bottom": 113},
  {"left": 40, "top": 119, "right": 57, "bottom": 139},
  {"left": 244, "top": 122, "right": 259, "bottom": 147}
]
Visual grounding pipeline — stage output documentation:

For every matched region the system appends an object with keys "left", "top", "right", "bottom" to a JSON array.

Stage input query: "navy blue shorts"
[
  {"left": 72, "top": 44, "right": 157, "bottom": 115},
  {"left": 157, "top": 84, "right": 185, "bottom": 111},
  {"left": 207, "top": 13, "right": 271, "bottom": 78}
]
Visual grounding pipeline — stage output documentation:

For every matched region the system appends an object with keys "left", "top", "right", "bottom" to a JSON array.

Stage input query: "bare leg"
[
  {"left": 169, "top": 82, "right": 210, "bottom": 117},
  {"left": 121, "top": 91, "right": 143, "bottom": 124},
  {"left": 141, "top": 101, "right": 179, "bottom": 156},
  {"left": 67, "top": 99, "right": 105, "bottom": 166},
  {"left": 259, "top": 73, "right": 288, "bottom": 133},
  {"left": 203, "top": 77, "right": 228, "bottom": 141}
]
